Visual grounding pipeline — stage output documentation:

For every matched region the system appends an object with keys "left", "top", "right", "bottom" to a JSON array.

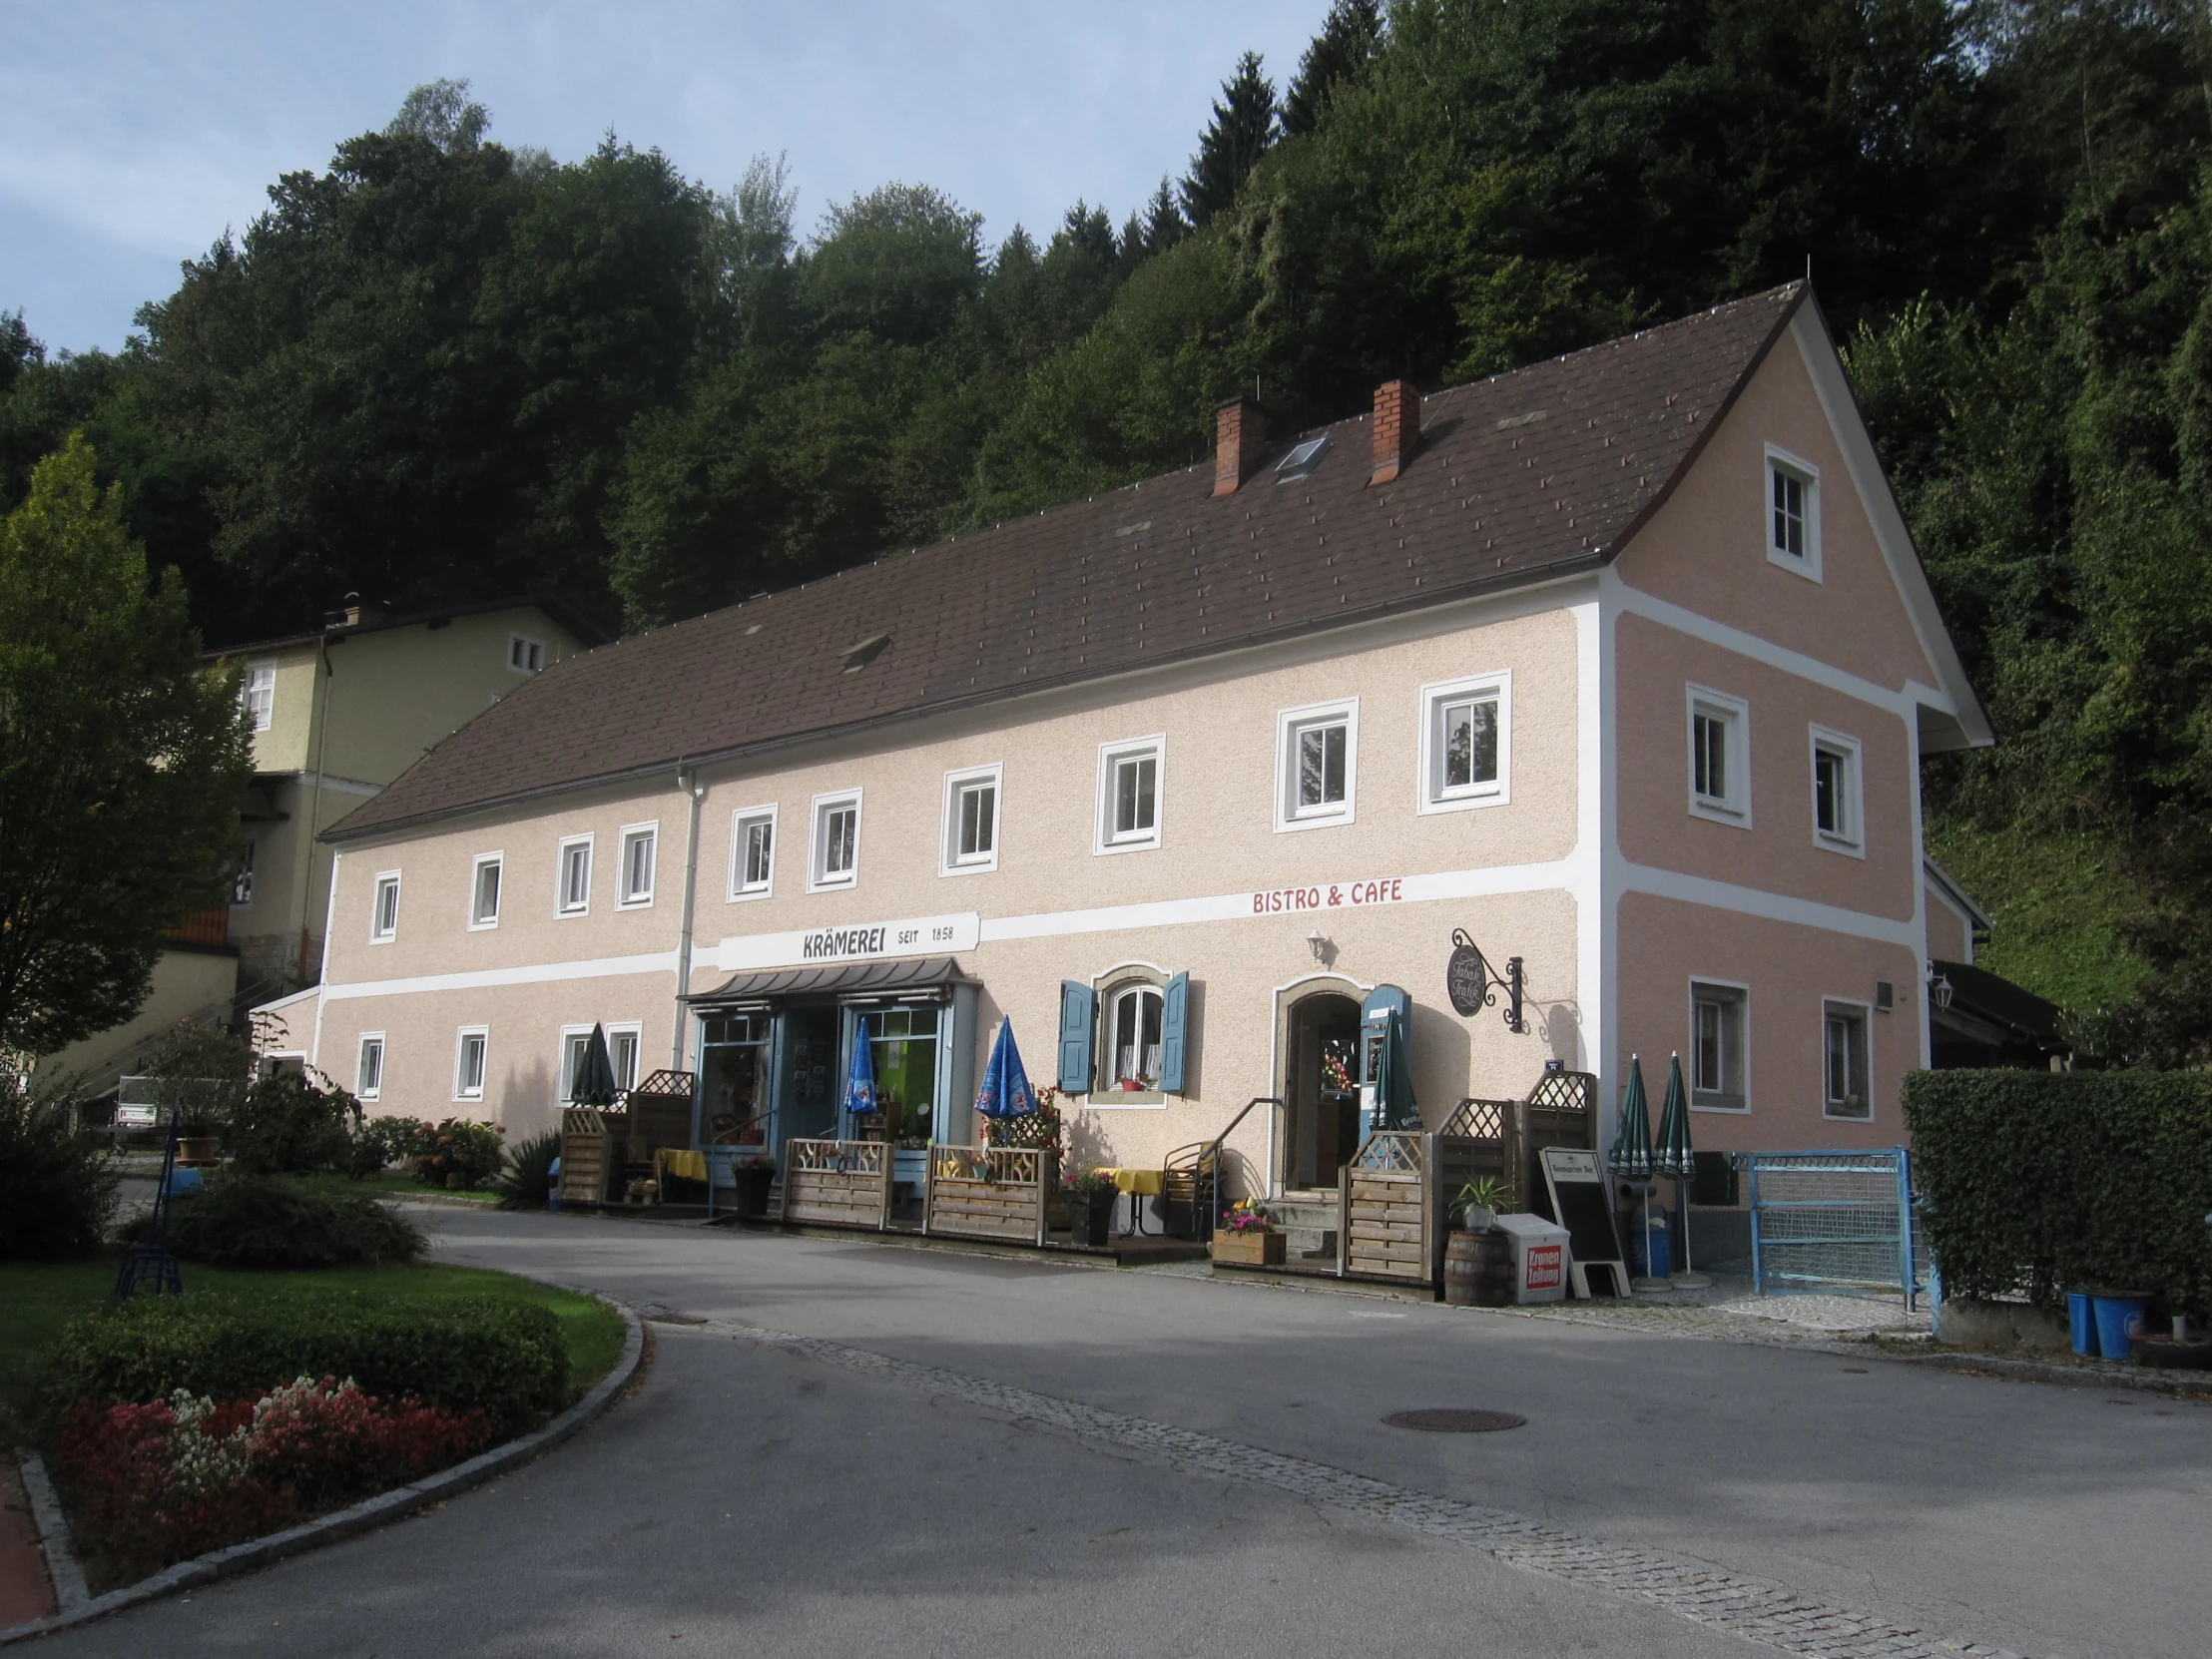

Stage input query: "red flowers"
[{"left": 59, "top": 1377, "right": 492, "bottom": 1581}]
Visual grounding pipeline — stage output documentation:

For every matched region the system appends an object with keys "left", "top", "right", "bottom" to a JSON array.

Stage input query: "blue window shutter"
[
  {"left": 1057, "top": 980, "right": 1095, "bottom": 1092},
  {"left": 1160, "top": 971, "right": 1191, "bottom": 1092}
]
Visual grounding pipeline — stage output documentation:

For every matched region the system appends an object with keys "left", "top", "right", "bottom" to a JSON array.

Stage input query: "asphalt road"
[{"left": 43, "top": 1210, "right": 2212, "bottom": 1659}]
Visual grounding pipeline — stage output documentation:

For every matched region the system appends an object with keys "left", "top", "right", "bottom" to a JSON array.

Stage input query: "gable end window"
[
  {"left": 241, "top": 662, "right": 277, "bottom": 732},
  {"left": 1688, "top": 981, "right": 1748, "bottom": 1111},
  {"left": 556, "top": 835, "right": 592, "bottom": 914},
  {"left": 1766, "top": 446, "right": 1822, "bottom": 579},
  {"left": 370, "top": 872, "right": 401, "bottom": 942},
  {"left": 811, "top": 792, "right": 862, "bottom": 890},
  {"left": 1418, "top": 672, "right": 1510, "bottom": 813},
  {"left": 469, "top": 854, "right": 503, "bottom": 928},
  {"left": 1687, "top": 687, "right": 1751, "bottom": 826},
  {"left": 617, "top": 825, "right": 657, "bottom": 906},
  {"left": 1823, "top": 1000, "right": 1872, "bottom": 1120},
  {"left": 1095, "top": 737, "right": 1164, "bottom": 853},
  {"left": 1276, "top": 701, "right": 1359, "bottom": 831},
  {"left": 507, "top": 634, "right": 545, "bottom": 674},
  {"left": 942, "top": 766, "right": 1002, "bottom": 874},
  {"left": 1810, "top": 727, "right": 1865, "bottom": 855},
  {"left": 730, "top": 808, "right": 776, "bottom": 899}
]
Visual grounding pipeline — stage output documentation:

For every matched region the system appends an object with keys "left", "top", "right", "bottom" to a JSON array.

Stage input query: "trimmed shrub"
[
  {"left": 125, "top": 1174, "right": 425, "bottom": 1268},
  {"left": 0, "top": 1080, "right": 120, "bottom": 1259},
  {"left": 347, "top": 1114, "right": 429, "bottom": 1180},
  {"left": 412, "top": 1117, "right": 506, "bottom": 1190},
  {"left": 43, "top": 1292, "right": 569, "bottom": 1437},
  {"left": 226, "top": 1070, "right": 358, "bottom": 1176},
  {"left": 493, "top": 1130, "right": 561, "bottom": 1210},
  {"left": 1903, "top": 1070, "right": 2212, "bottom": 1313}
]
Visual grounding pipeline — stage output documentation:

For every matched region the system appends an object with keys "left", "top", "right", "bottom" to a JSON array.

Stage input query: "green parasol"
[
  {"left": 1372, "top": 1005, "right": 1419, "bottom": 1131},
  {"left": 1653, "top": 1051, "right": 1708, "bottom": 1287},
  {"left": 1609, "top": 1053, "right": 1661, "bottom": 1288}
]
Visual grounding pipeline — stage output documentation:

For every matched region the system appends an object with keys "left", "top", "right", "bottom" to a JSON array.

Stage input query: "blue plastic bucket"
[
  {"left": 2092, "top": 1296, "right": 2145, "bottom": 1362},
  {"left": 1631, "top": 1223, "right": 1671, "bottom": 1279},
  {"left": 2067, "top": 1292, "right": 2096, "bottom": 1357}
]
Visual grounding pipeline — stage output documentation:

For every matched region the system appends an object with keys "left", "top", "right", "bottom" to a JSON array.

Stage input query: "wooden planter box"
[{"left": 1212, "top": 1228, "right": 1286, "bottom": 1267}]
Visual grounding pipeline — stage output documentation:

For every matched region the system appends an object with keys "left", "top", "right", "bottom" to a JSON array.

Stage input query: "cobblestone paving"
[{"left": 670, "top": 1309, "right": 2024, "bottom": 1659}]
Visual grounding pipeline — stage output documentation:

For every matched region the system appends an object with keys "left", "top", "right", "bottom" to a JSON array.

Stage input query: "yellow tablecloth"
[
  {"left": 1100, "top": 1166, "right": 1165, "bottom": 1197},
  {"left": 657, "top": 1148, "right": 709, "bottom": 1182}
]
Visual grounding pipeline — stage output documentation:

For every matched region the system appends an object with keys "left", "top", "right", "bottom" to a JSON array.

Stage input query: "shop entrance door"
[
  {"left": 778, "top": 1005, "right": 838, "bottom": 1147},
  {"left": 1285, "top": 992, "right": 1362, "bottom": 1190}
]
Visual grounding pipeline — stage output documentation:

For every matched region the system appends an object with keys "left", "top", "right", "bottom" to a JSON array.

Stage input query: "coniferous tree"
[
  {"left": 1281, "top": 0, "right": 1382, "bottom": 137},
  {"left": 1142, "top": 177, "right": 1188, "bottom": 257},
  {"left": 1180, "top": 51, "right": 1278, "bottom": 228}
]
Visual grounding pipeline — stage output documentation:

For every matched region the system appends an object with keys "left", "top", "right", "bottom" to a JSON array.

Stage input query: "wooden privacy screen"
[
  {"left": 925, "top": 1145, "right": 1057, "bottom": 1246},
  {"left": 780, "top": 1138, "right": 891, "bottom": 1229},
  {"left": 1338, "top": 1131, "right": 1429, "bottom": 1282},
  {"left": 558, "top": 1106, "right": 614, "bottom": 1205}
]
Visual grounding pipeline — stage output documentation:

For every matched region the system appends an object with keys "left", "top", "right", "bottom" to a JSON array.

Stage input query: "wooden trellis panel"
[
  {"left": 1338, "top": 1131, "right": 1430, "bottom": 1284},
  {"left": 780, "top": 1138, "right": 891, "bottom": 1229},
  {"left": 925, "top": 1146, "right": 1056, "bottom": 1245}
]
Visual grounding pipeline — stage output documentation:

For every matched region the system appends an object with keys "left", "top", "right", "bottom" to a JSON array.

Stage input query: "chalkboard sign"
[{"left": 1539, "top": 1147, "right": 1627, "bottom": 1299}]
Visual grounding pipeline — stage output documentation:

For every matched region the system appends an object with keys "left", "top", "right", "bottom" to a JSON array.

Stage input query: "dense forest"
[{"left": 7, "top": 0, "right": 2212, "bottom": 1061}]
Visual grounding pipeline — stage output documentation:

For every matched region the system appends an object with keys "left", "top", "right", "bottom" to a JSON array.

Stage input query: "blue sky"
[{"left": 2, "top": 1, "right": 1320, "bottom": 355}]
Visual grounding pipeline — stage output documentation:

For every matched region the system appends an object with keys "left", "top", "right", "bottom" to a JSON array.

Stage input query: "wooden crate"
[{"left": 780, "top": 1139, "right": 890, "bottom": 1229}]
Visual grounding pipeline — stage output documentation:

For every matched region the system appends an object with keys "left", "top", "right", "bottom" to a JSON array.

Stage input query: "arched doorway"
[{"left": 1283, "top": 990, "right": 1362, "bottom": 1191}]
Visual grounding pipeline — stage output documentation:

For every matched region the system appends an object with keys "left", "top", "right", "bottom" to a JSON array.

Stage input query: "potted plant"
[
  {"left": 1453, "top": 1177, "right": 1507, "bottom": 1233},
  {"left": 1212, "top": 1197, "right": 1286, "bottom": 1267},
  {"left": 733, "top": 1152, "right": 776, "bottom": 1219},
  {"left": 1444, "top": 1178, "right": 1513, "bottom": 1307},
  {"left": 1064, "top": 1167, "right": 1118, "bottom": 1246}
]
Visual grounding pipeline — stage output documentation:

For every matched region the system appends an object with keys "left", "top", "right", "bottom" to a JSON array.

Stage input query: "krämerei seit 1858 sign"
[{"left": 714, "top": 911, "right": 981, "bottom": 973}]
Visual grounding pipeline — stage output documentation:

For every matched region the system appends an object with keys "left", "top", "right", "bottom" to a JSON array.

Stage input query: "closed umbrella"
[
  {"left": 1610, "top": 1053, "right": 1662, "bottom": 1288},
  {"left": 1653, "top": 1051, "right": 1708, "bottom": 1288},
  {"left": 842, "top": 1017, "right": 877, "bottom": 1131},
  {"left": 1372, "top": 1006, "right": 1419, "bottom": 1132},
  {"left": 571, "top": 1023, "right": 621, "bottom": 1108},
  {"left": 974, "top": 1018, "right": 1037, "bottom": 1123}
]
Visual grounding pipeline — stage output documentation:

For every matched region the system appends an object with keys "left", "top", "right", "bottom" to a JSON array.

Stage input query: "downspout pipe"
[
  {"left": 672, "top": 762, "right": 706, "bottom": 1072},
  {"left": 299, "top": 639, "right": 335, "bottom": 987}
]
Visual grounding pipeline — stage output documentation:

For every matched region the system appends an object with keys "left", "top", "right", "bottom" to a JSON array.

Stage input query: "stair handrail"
[{"left": 1196, "top": 1095, "right": 1284, "bottom": 1232}]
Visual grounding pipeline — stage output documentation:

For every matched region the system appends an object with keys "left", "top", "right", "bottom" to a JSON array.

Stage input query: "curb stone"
[
  {"left": 16, "top": 1454, "right": 88, "bottom": 1613},
  {"left": 0, "top": 1300, "right": 643, "bottom": 1646}
]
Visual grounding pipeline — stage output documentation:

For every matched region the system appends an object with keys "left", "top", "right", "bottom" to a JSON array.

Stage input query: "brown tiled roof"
[{"left": 327, "top": 283, "right": 1805, "bottom": 843}]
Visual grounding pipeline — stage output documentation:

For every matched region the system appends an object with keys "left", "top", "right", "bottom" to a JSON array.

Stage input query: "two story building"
[{"left": 280, "top": 282, "right": 1989, "bottom": 1232}]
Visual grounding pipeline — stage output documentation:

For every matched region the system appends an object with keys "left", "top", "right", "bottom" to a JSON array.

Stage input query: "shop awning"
[{"left": 686, "top": 954, "right": 974, "bottom": 1007}]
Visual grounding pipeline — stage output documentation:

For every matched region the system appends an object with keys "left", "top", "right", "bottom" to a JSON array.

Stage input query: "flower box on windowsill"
[{"left": 1212, "top": 1229, "right": 1286, "bottom": 1267}]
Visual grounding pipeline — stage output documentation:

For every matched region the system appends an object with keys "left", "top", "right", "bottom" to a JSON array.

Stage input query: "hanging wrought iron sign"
[{"left": 1447, "top": 928, "right": 1525, "bottom": 1032}]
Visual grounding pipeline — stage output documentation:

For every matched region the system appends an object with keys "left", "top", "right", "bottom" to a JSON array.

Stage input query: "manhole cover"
[{"left": 1383, "top": 1408, "right": 1525, "bottom": 1433}]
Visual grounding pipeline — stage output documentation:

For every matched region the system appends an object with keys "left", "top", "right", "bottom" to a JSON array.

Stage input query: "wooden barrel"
[{"left": 1444, "top": 1229, "right": 1513, "bottom": 1307}]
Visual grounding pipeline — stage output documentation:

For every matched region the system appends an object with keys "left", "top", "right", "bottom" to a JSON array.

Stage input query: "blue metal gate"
[{"left": 1746, "top": 1148, "right": 1922, "bottom": 1308}]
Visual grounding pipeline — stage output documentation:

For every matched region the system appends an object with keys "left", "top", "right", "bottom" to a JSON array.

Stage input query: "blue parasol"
[
  {"left": 974, "top": 1019, "right": 1037, "bottom": 1121},
  {"left": 842, "top": 1017, "right": 877, "bottom": 1125}
]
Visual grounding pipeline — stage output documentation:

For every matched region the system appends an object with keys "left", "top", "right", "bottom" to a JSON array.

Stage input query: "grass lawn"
[
  {"left": 301, "top": 1170, "right": 503, "bottom": 1205},
  {"left": 0, "top": 1255, "right": 625, "bottom": 1434},
  {"left": 1927, "top": 817, "right": 2152, "bottom": 1012}
]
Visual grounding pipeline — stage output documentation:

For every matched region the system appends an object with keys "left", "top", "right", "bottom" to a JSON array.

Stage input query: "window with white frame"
[
  {"left": 1418, "top": 672, "right": 1509, "bottom": 812},
  {"left": 507, "top": 633, "right": 545, "bottom": 674},
  {"left": 370, "top": 871, "right": 401, "bottom": 941},
  {"left": 561, "top": 1024, "right": 641, "bottom": 1099},
  {"left": 942, "top": 766, "right": 1001, "bottom": 873},
  {"left": 1103, "top": 981, "right": 1165, "bottom": 1092},
  {"left": 469, "top": 853, "right": 502, "bottom": 928},
  {"left": 1766, "top": 446, "right": 1821, "bottom": 578},
  {"left": 810, "top": 793, "right": 861, "bottom": 889},
  {"left": 355, "top": 1034, "right": 385, "bottom": 1101},
  {"left": 730, "top": 808, "right": 776, "bottom": 898},
  {"left": 232, "top": 838, "right": 256, "bottom": 906},
  {"left": 1822, "top": 1000, "right": 1871, "bottom": 1119},
  {"left": 1810, "top": 727, "right": 1864, "bottom": 853},
  {"left": 241, "top": 662, "right": 277, "bottom": 732},
  {"left": 1096, "top": 737, "right": 1164, "bottom": 852},
  {"left": 617, "top": 825, "right": 657, "bottom": 906},
  {"left": 1687, "top": 687, "right": 1750, "bottom": 825},
  {"left": 453, "top": 1027, "right": 488, "bottom": 1101},
  {"left": 1688, "top": 981, "right": 1747, "bottom": 1110},
  {"left": 557, "top": 835, "right": 592, "bottom": 914},
  {"left": 1276, "top": 701, "right": 1358, "bottom": 830}
]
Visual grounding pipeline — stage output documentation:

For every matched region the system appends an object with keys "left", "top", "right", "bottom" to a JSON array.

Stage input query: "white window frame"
[
  {"left": 1416, "top": 670, "right": 1511, "bottom": 815},
  {"left": 453, "top": 1026, "right": 489, "bottom": 1102},
  {"left": 616, "top": 823, "right": 658, "bottom": 908},
  {"left": 1094, "top": 735, "right": 1166, "bottom": 855},
  {"left": 809, "top": 790, "right": 863, "bottom": 891},
  {"left": 941, "top": 764, "right": 1004, "bottom": 876},
  {"left": 507, "top": 633, "right": 546, "bottom": 674},
  {"left": 354, "top": 1032, "right": 385, "bottom": 1101},
  {"left": 1821, "top": 997, "right": 1873, "bottom": 1121},
  {"left": 468, "top": 851, "right": 504, "bottom": 930},
  {"left": 1765, "top": 444, "right": 1822, "bottom": 581},
  {"left": 242, "top": 661, "right": 277, "bottom": 732},
  {"left": 729, "top": 806, "right": 778, "bottom": 900},
  {"left": 559, "top": 1020, "right": 643, "bottom": 1100},
  {"left": 1686, "top": 685, "right": 1752, "bottom": 828},
  {"left": 1274, "top": 698, "right": 1360, "bottom": 832},
  {"left": 369, "top": 870, "right": 402, "bottom": 943},
  {"left": 1809, "top": 725, "right": 1866, "bottom": 857},
  {"left": 1686, "top": 978, "right": 1750, "bottom": 1113},
  {"left": 555, "top": 833, "right": 593, "bottom": 916},
  {"left": 1088, "top": 962, "right": 1172, "bottom": 1108}
]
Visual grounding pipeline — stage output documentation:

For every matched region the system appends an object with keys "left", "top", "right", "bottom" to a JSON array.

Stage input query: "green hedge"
[
  {"left": 123, "top": 1175, "right": 426, "bottom": 1268},
  {"left": 1903, "top": 1070, "right": 2212, "bottom": 1312},
  {"left": 42, "top": 1293, "right": 568, "bottom": 1437}
]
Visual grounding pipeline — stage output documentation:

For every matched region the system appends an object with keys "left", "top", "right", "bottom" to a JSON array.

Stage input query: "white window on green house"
[
  {"left": 618, "top": 826, "right": 657, "bottom": 906},
  {"left": 508, "top": 633, "right": 545, "bottom": 674},
  {"left": 469, "top": 854, "right": 502, "bottom": 927},
  {"left": 371, "top": 872, "right": 401, "bottom": 941},
  {"left": 355, "top": 1034, "right": 384, "bottom": 1101},
  {"left": 241, "top": 662, "right": 276, "bottom": 732},
  {"left": 942, "top": 766, "right": 1001, "bottom": 873},
  {"left": 454, "top": 1028, "right": 488, "bottom": 1101},
  {"left": 1823, "top": 1000, "right": 1871, "bottom": 1120},
  {"left": 232, "top": 838, "right": 256, "bottom": 906},
  {"left": 1689, "top": 981, "right": 1747, "bottom": 1111},
  {"left": 557, "top": 835, "right": 592, "bottom": 914},
  {"left": 811, "top": 793, "right": 861, "bottom": 889},
  {"left": 731, "top": 809, "right": 775, "bottom": 897}
]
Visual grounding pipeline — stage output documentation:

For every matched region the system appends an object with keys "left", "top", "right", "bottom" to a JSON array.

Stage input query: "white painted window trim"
[
  {"left": 468, "top": 851, "right": 504, "bottom": 930},
  {"left": 555, "top": 833, "right": 593, "bottom": 917},
  {"left": 1820, "top": 996, "right": 1874, "bottom": 1122},
  {"left": 354, "top": 1032, "right": 385, "bottom": 1101},
  {"left": 940, "top": 763, "right": 1004, "bottom": 876},
  {"left": 242, "top": 660, "right": 277, "bottom": 732},
  {"left": 1087, "top": 961, "right": 1171, "bottom": 1108},
  {"left": 808, "top": 789, "right": 863, "bottom": 892},
  {"left": 1686, "top": 977, "right": 1750, "bottom": 1114},
  {"left": 1273, "top": 698, "right": 1360, "bottom": 832},
  {"left": 1686, "top": 685, "right": 1752, "bottom": 829},
  {"left": 507, "top": 632, "right": 546, "bottom": 674},
  {"left": 728, "top": 805, "right": 778, "bottom": 901},
  {"left": 1415, "top": 669, "right": 1512, "bottom": 815},
  {"left": 1765, "top": 443, "right": 1822, "bottom": 581},
  {"left": 1809, "top": 725, "right": 1866, "bottom": 858},
  {"left": 369, "top": 870, "right": 402, "bottom": 943},
  {"left": 452, "top": 1025, "right": 489, "bottom": 1102},
  {"left": 559, "top": 1020, "right": 644, "bottom": 1099},
  {"left": 1094, "top": 735, "right": 1166, "bottom": 855},
  {"left": 616, "top": 822, "right": 659, "bottom": 908}
]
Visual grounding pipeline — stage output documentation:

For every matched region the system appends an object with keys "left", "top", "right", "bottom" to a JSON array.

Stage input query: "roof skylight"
[{"left": 1275, "top": 434, "right": 1331, "bottom": 483}]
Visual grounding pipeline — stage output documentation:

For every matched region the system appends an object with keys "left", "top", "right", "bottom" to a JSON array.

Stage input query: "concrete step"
[{"left": 1270, "top": 1192, "right": 1340, "bottom": 1261}]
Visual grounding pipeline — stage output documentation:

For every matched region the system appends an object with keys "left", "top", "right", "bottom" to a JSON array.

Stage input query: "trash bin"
[
  {"left": 2092, "top": 1295, "right": 2146, "bottom": 1362},
  {"left": 1492, "top": 1213, "right": 1570, "bottom": 1305},
  {"left": 2067, "top": 1292, "right": 2095, "bottom": 1357}
]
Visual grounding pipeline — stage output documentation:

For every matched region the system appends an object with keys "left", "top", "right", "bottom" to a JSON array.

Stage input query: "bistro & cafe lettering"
[{"left": 1251, "top": 876, "right": 1406, "bottom": 914}]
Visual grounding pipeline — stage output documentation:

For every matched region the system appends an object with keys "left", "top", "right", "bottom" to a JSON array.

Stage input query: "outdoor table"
[
  {"left": 657, "top": 1147, "right": 709, "bottom": 1201},
  {"left": 1099, "top": 1166, "right": 1166, "bottom": 1235}
]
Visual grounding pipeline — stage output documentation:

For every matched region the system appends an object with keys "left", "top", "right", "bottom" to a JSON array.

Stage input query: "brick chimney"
[
  {"left": 1212, "top": 395, "right": 1268, "bottom": 498},
  {"left": 1369, "top": 379, "right": 1420, "bottom": 486}
]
